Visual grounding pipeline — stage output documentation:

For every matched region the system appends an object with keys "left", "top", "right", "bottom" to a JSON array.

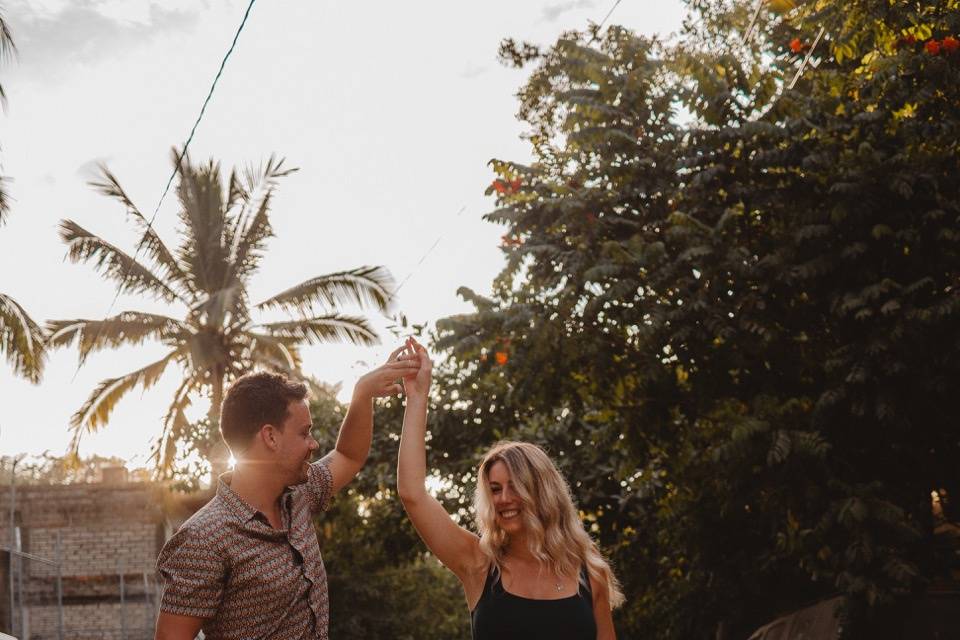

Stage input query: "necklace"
[{"left": 504, "top": 555, "right": 564, "bottom": 594}]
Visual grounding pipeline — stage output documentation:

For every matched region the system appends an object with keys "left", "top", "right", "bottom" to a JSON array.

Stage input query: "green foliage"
[
  {"left": 426, "top": 1, "right": 960, "bottom": 637},
  {"left": 1, "top": 453, "right": 151, "bottom": 485}
]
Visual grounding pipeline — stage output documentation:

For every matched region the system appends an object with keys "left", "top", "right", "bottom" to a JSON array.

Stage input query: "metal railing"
[{"left": 3, "top": 540, "right": 65, "bottom": 640}]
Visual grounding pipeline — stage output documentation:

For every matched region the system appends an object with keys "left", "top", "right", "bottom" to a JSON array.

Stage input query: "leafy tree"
[
  {"left": 0, "top": 9, "right": 45, "bottom": 383},
  {"left": 1, "top": 453, "right": 151, "bottom": 485},
  {"left": 47, "top": 151, "right": 394, "bottom": 474},
  {"left": 425, "top": 1, "right": 960, "bottom": 637}
]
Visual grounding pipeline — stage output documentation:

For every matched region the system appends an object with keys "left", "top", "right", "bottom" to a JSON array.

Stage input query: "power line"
[
  {"left": 155, "top": 0, "right": 258, "bottom": 230},
  {"left": 72, "top": 0, "right": 258, "bottom": 382},
  {"left": 386, "top": 205, "right": 467, "bottom": 304},
  {"left": 787, "top": 26, "right": 825, "bottom": 90},
  {"left": 588, "top": 0, "right": 624, "bottom": 44},
  {"left": 386, "top": 0, "right": 626, "bottom": 310},
  {"left": 743, "top": 0, "right": 766, "bottom": 45},
  {"left": 393, "top": 1, "right": 627, "bottom": 306}
]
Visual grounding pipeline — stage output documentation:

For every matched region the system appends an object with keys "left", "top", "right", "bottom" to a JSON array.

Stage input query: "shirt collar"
[
  {"left": 217, "top": 471, "right": 295, "bottom": 524},
  {"left": 216, "top": 471, "right": 259, "bottom": 523}
]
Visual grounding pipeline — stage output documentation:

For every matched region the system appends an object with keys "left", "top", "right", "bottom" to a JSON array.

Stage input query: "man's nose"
[{"left": 309, "top": 437, "right": 320, "bottom": 451}]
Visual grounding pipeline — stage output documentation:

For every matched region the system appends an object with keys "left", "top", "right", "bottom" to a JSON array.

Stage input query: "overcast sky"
[{"left": 0, "top": 0, "right": 686, "bottom": 465}]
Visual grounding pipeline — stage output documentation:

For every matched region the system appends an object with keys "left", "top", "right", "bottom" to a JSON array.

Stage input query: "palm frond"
[
  {"left": 189, "top": 284, "right": 247, "bottom": 330},
  {"left": 88, "top": 165, "right": 191, "bottom": 291},
  {"left": 46, "top": 312, "right": 189, "bottom": 365},
  {"left": 152, "top": 377, "right": 196, "bottom": 475},
  {"left": 0, "top": 292, "right": 46, "bottom": 383},
  {"left": 59, "top": 219, "right": 187, "bottom": 304},
  {"left": 0, "top": 9, "right": 16, "bottom": 109},
  {"left": 256, "top": 266, "right": 395, "bottom": 315},
  {"left": 173, "top": 150, "right": 231, "bottom": 296},
  {"left": 229, "top": 188, "right": 274, "bottom": 280},
  {"left": 244, "top": 331, "right": 304, "bottom": 371},
  {"left": 0, "top": 10, "right": 16, "bottom": 62},
  {"left": 258, "top": 314, "right": 380, "bottom": 346},
  {"left": 68, "top": 350, "right": 182, "bottom": 448},
  {"left": 225, "top": 168, "right": 248, "bottom": 214},
  {"left": 242, "top": 155, "right": 299, "bottom": 194},
  {"left": 0, "top": 175, "right": 10, "bottom": 225},
  {"left": 227, "top": 156, "right": 298, "bottom": 278}
]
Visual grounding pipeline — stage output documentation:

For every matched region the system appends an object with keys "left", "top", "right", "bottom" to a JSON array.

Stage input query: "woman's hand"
[
  {"left": 354, "top": 344, "right": 420, "bottom": 400},
  {"left": 400, "top": 337, "right": 432, "bottom": 400}
]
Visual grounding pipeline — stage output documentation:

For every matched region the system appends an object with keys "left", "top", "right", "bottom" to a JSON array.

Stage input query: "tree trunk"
[{"left": 208, "top": 366, "right": 229, "bottom": 485}]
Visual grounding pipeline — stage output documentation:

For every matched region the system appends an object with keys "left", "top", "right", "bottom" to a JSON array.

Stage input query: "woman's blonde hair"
[{"left": 473, "top": 441, "right": 625, "bottom": 607}]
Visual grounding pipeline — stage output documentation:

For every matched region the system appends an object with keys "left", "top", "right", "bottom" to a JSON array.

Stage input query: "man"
[{"left": 155, "top": 349, "right": 418, "bottom": 640}]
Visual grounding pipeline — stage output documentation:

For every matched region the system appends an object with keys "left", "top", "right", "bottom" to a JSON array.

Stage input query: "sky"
[{"left": 0, "top": 0, "right": 686, "bottom": 466}]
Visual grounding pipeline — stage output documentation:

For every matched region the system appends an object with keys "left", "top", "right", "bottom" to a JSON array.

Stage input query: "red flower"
[
  {"left": 509, "top": 178, "right": 522, "bottom": 192},
  {"left": 494, "top": 351, "right": 509, "bottom": 366},
  {"left": 942, "top": 36, "right": 960, "bottom": 54},
  {"left": 492, "top": 180, "right": 507, "bottom": 194},
  {"left": 896, "top": 34, "right": 917, "bottom": 50},
  {"left": 790, "top": 38, "right": 804, "bottom": 54},
  {"left": 925, "top": 39, "right": 941, "bottom": 55}
]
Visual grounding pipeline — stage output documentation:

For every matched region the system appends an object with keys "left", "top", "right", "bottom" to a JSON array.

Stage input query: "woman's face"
[{"left": 488, "top": 460, "right": 524, "bottom": 535}]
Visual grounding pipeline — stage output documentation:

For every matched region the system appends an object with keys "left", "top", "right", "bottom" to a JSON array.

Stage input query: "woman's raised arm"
[{"left": 396, "top": 339, "right": 485, "bottom": 585}]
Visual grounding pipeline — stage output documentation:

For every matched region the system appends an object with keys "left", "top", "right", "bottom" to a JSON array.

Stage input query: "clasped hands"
[{"left": 353, "top": 337, "right": 432, "bottom": 401}]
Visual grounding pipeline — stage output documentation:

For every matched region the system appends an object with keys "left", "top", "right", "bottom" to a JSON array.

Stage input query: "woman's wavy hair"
[{"left": 473, "top": 441, "right": 624, "bottom": 607}]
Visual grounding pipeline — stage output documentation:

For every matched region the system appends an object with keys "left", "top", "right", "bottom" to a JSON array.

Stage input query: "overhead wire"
[
  {"left": 385, "top": 0, "right": 627, "bottom": 311},
  {"left": 737, "top": 1, "right": 827, "bottom": 119},
  {"left": 72, "top": 0, "right": 258, "bottom": 382},
  {"left": 588, "top": 0, "right": 624, "bottom": 44}
]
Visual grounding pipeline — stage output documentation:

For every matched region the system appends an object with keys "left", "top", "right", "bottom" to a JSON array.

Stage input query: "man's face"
[{"left": 274, "top": 399, "right": 318, "bottom": 485}]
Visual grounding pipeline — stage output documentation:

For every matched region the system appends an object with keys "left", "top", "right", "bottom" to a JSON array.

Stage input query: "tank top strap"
[{"left": 482, "top": 563, "right": 500, "bottom": 595}]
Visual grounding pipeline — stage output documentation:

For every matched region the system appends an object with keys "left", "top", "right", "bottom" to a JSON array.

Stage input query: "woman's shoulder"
[{"left": 587, "top": 569, "right": 610, "bottom": 604}]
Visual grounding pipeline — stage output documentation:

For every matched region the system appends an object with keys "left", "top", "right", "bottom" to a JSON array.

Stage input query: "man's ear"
[{"left": 260, "top": 424, "right": 281, "bottom": 451}]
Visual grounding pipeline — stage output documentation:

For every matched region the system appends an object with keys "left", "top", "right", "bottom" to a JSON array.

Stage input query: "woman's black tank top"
[{"left": 470, "top": 565, "right": 597, "bottom": 640}]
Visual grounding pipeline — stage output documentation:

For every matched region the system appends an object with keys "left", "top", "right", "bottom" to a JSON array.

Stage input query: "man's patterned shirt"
[{"left": 158, "top": 461, "right": 334, "bottom": 640}]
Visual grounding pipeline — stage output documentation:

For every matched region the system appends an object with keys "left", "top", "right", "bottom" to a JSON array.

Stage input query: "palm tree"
[
  {"left": 0, "top": 9, "right": 46, "bottom": 383},
  {"left": 47, "top": 151, "right": 394, "bottom": 474}
]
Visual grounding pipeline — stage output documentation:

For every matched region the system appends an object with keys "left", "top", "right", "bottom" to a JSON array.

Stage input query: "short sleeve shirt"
[{"left": 158, "top": 461, "right": 334, "bottom": 640}]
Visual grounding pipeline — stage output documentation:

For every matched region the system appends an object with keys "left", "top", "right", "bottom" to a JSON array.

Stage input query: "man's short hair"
[{"left": 220, "top": 371, "right": 308, "bottom": 453}]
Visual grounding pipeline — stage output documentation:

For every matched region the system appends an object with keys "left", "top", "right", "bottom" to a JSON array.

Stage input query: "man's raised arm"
[{"left": 322, "top": 345, "right": 419, "bottom": 494}]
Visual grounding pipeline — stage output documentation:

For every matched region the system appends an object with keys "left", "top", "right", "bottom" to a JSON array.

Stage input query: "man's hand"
[
  {"left": 325, "top": 345, "right": 422, "bottom": 495},
  {"left": 399, "top": 337, "right": 432, "bottom": 400},
  {"left": 354, "top": 345, "right": 421, "bottom": 400}
]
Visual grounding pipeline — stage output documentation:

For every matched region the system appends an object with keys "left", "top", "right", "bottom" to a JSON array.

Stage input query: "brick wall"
[
  {"left": 27, "top": 524, "right": 158, "bottom": 577},
  {"left": 1, "top": 481, "right": 169, "bottom": 640},
  {"left": 26, "top": 602, "right": 154, "bottom": 640}
]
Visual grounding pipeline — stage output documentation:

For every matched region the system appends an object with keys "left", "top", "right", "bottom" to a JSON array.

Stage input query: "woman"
[{"left": 397, "top": 338, "right": 624, "bottom": 640}]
